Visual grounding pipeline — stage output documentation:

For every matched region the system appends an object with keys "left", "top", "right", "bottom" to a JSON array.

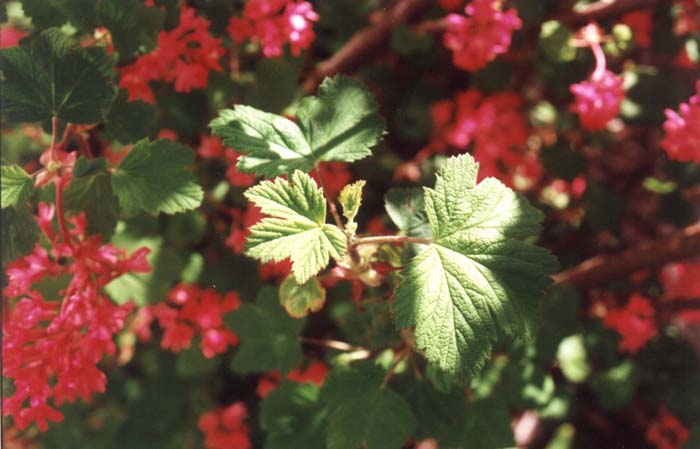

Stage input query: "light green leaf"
[
  {"left": 111, "top": 139, "right": 203, "bottom": 215},
  {"left": 210, "top": 76, "right": 385, "bottom": 178},
  {"left": 0, "top": 28, "right": 115, "bottom": 124},
  {"left": 244, "top": 171, "right": 347, "bottom": 283},
  {"left": 393, "top": 154, "right": 559, "bottom": 378},
  {"left": 2, "top": 205, "right": 40, "bottom": 263},
  {"left": 63, "top": 157, "right": 119, "bottom": 239},
  {"left": 338, "top": 180, "right": 365, "bottom": 235},
  {"left": 225, "top": 287, "right": 304, "bottom": 374},
  {"left": 260, "top": 381, "right": 328, "bottom": 449},
  {"left": 1, "top": 165, "right": 34, "bottom": 209},
  {"left": 322, "top": 363, "right": 416, "bottom": 449},
  {"left": 279, "top": 275, "right": 327, "bottom": 318}
]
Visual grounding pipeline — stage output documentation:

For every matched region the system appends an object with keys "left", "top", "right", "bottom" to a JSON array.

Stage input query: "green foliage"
[
  {"left": 103, "top": 91, "right": 156, "bottom": 144},
  {"left": 394, "top": 154, "right": 559, "bottom": 377},
  {"left": 63, "top": 157, "right": 119, "bottom": 239},
  {"left": 210, "top": 76, "right": 385, "bottom": 177},
  {"left": 322, "top": 363, "right": 416, "bottom": 449},
  {"left": 384, "top": 187, "right": 431, "bottom": 238},
  {"left": 279, "top": 275, "right": 327, "bottom": 318},
  {"left": 0, "top": 28, "right": 115, "bottom": 124},
  {"left": 2, "top": 204, "right": 40, "bottom": 263},
  {"left": 244, "top": 171, "right": 347, "bottom": 283},
  {"left": 111, "top": 139, "right": 203, "bottom": 215},
  {"left": 1, "top": 164, "right": 34, "bottom": 208},
  {"left": 225, "top": 287, "right": 305, "bottom": 374}
]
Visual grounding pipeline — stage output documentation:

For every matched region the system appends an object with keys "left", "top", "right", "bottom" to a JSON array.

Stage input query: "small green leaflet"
[
  {"left": 322, "top": 363, "right": 416, "bottom": 449},
  {"left": 63, "top": 157, "right": 119, "bottom": 239},
  {"left": 1, "top": 165, "right": 35, "bottom": 209},
  {"left": 0, "top": 28, "right": 115, "bottom": 124},
  {"left": 111, "top": 139, "right": 203, "bottom": 215},
  {"left": 279, "top": 275, "right": 327, "bottom": 318},
  {"left": 260, "top": 381, "right": 328, "bottom": 449},
  {"left": 225, "top": 287, "right": 304, "bottom": 374},
  {"left": 338, "top": 180, "right": 365, "bottom": 236},
  {"left": 2, "top": 205, "right": 40, "bottom": 263},
  {"left": 393, "top": 154, "right": 559, "bottom": 378},
  {"left": 210, "top": 76, "right": 385, "bottom": 177},
  {"left": 244, "top": 171, "right": 347, "bottom": 284}
]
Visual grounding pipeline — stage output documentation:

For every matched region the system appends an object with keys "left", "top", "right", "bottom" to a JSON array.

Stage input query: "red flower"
[
  {"left": 603, "top": 294, "right": 657, "bottom": 353},
  {"left": 0, "top": 25, "right": 28, "bottom": 48},
  {"left": 621, "top": 10, "right": 653, "bottom": 48},
  {"left": 444, "top": 0, "right": 522, "bottom": 72},
  {"left": 227, "top": 0, "right": 318, "bottom": 57},
  {"left": 570, "top": 69, "right": 625, "bottom": 131},
  {"left": 256, "top": 361, "right": 329, "bottom": 397},
  {"left": 198, "top": 402, "right": 251, "bottom": 449},
  {"left": 673, "top": 0, "right": 700, "bottom": 35},
  {"left": 197, "top": 135, "right": 257, "bottom": 188},
  {"left": 660, "top": 82, "right": 700, "bottom": 163},
  {"left": 645, "top": 406, "right": 689, "bottom": 449}
]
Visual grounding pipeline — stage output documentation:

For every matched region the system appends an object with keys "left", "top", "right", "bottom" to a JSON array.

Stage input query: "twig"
[
  {"left": 302, "top": 0, "right": 433, "bottom": 93},
  {"left": 555, "top": 0, "right": 670, "bottom": 26},
  {"left": 300, "top": 336, "right": 366, "bottom": 352},
  {"left": 352, "top": 235, "right": 432, "bottom": 246},
  {"left": 553, "top": 223, "right": 700, "bottom": 289}
]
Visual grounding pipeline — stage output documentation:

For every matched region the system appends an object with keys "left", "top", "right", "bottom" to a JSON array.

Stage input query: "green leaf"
[
  {"left": 384, "top": 187, "right": 431, "bottom": 238},
  {"left": 279, "top": 275, "right": 327, "bottom": 318},
  {"left": 111, "top": 139, "right": 203, "bottom": 215},
  {"left": 63, "top": 157, "right": 119, "bottom": 239},
  {"left": 322, "top": 363, "right": 416, "bottom": 449},
  {"left": 1, "top": 165, "right": 35, "bottom": 208},
  {"left": 0, "top": 28, "right": 115, "bottom": 124},
  {"left": 338, "top": 180, "right": 365, "bottom": 235},
  {"left": 260, "top": 381, "right": 328, "bottom": 449},
  {"left": 210, "top": 76, "right": 385, "bottom": 178},
  {"left": 244, "top": 171, "right": 347, "bottom": 283},
  {"left": 393, "top": 154, "right": 559, "bottom": 377},
  {"left": 103, "top": 90, "right": 156, "bottom": 144},
  {"left": 2, "top": 205, "right": 40, "bottom": 263},
  {"left": 225, "top": 287, "right": 304, "bottom": 374}
]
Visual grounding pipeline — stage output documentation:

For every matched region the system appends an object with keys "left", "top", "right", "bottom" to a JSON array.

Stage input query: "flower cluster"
[
  {"left": 419, "top": 89, "right": 540, "bottom": 188},
  {"left": 198, "top": 402, "right": 251, "bottom": 449},
  {"left": 119, "top": 7, "right": 225, "bottom": 103},
  {"left": 197, "top": 135, "right": 257, "bottom": 188},
  {"left": 135, "top": 284, "right": 240, "bottom": 358},
  {"left": 256, "top": 361, "right": 329, "bottom": 398},
  {"left": 228, "top": 0, "right": 319, "bottom": 57},
  {"left": 621, "top": 10, "right": 653, "bottom": 48},
  {"left": 660, "top": 82, "right": 700, "bottom": 163},
  {"left": 0, "top": 24, "right": 28, "bottom": 48},
  {"left": 603, "top": 294, "right": 657, "bottom": 353},
  {"left": 673, "top": 0, "right": 700, "bottom": 35},
  {"left": 444, "top": 0, "right": 522, "bottom": 72},
  {"left": 645, "top": 405, "right": 690, "bottom": 449},
  {"left": 2, "top": 204, "right": 151, "bottom": 431}
]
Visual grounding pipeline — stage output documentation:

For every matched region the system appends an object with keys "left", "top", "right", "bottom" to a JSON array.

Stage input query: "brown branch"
[
  {"left": 553, "top": 223, "right": 700, "bottom": 289},
  {"left": 302, "top": 0, "right": 432, "bottom": 93},
  {"left": 555, "top": 0, "right": 671, "bottom": 27}
]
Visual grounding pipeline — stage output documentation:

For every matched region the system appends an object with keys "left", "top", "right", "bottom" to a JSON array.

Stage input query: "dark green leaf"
[
  {"left": 2, "top": 205, "right": 40, "bottom": 263},
  {"left": 104, "top": 91, "right": 156, "bottom": 144}
]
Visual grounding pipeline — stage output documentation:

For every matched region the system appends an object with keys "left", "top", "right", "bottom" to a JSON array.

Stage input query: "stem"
[
  {"left": 590, "top": 40, "right": 607, "bottom": 80},
  {"left": 55, "top": 176, "right": 73, "bottom": 247},
  {"left": 300, "top": 336, "right": 365, "bottom": 352},
  {"left": 50, "top": 116, "right": 59, "bottom": 160},
  {"left": 381, "top": 349, "right": 409, "bottom": 387},
  {"left": 352, "top": 235, "right": 432, "bottom": 246},
  {"left": 314, "top": 165, "right": 345, "bottom": 230}
]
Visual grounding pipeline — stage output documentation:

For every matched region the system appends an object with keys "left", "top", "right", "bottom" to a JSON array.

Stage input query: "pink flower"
[
  {"left": 660, "top": 82, "right": 700, "bottom": 163},
  {"left": 570, "top": 69, "right": 624, "bottom": 131},
  {"left": 444, "top": 0, "right": 522, "bottom": 72},
  {"left": 603, "top": 294, "right": 657, "bottom": 353},
  {"left": 0, "top": 25, "right": 28, "bottom": 48}
]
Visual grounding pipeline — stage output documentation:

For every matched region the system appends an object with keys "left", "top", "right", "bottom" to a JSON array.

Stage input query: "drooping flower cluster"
[
  {"left": 197, "top": 135, "right": 257, "bottom": 188},
  {"left": 228, "top": 0, "right": 319, "bottom": 57},
  {"left": 570, "top": 24, "right": 625, "bottom": 131},
  {"left": 119, "top": 7, "right": 225, "bottom": 103},
  {"left": 256, "top": 361, "right": 329, "bottom": 398},
  {"left": 444, "top": 0, "right": 522, "bottom": 71},
  {"left": 418, "top": 89, "right": 540, "bottom": 188},
  {"left": 660, "top": 82, "right": 700, "bottom": 163},
  {"left": 134, "top": 284, "right": 240, "bottom": 358},
  {"left": 198, "top": 402, "right": 251, "bottom": 449},
  {"left": 2, "top": 204, "right": 151, "bottom": 431},
  {"left": 645, "top": 405, "right": 690, "bottom": 449},
  {"left": 603, "top": 294, "right": 657, "bottom": 353}
]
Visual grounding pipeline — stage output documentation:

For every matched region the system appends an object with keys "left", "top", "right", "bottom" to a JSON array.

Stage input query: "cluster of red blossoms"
[
  {"left": 198, "top": 402, "right": 251, "bottom": 449},
  {"left": 419, "top": 89, "right": 540, "bottom": 188},
  {"left": 2, "top": 205, "right": 151, "bottom": 431},
  {"left": 645, "top": 405, "right": 690, "bottom": 449},
  {"left": 134, "top": 284, "right": 240, "bottom": 358},
  {"left": 673, "top": 0, "right": 700, "bottom": 35},
  {"left": 119, "top": 7, "right": 225, "bottom": 103},
  {"left": 256, "top": 360, "right": 329, "bottom": 398},
  {"left": 444, "top": 0, "right": 522, "bottom": 72},
  {"left": 661, "top": 82, "right": 700, "bottom": 163},
  {"left": 228, "top": 0, "right": 319, "bottom": 57},
  {"left": 569, "top": 24, "right": 625, "bottom": 131}
]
